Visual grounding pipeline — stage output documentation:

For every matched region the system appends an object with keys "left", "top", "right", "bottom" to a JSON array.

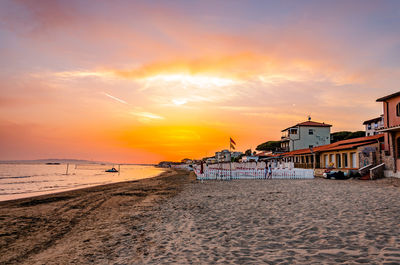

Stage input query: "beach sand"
[
  {"left": 0, "top": 169, "right": 193, "bottom": 265},
  {"left": 141, "top": 177, "right": 400, "bottom": 264},
  {"left": 2, "top": 172, "right": 400, "bottom": 264}
]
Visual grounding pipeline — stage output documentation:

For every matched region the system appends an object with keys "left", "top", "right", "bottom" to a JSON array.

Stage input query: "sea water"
[{"left": 0, "top": 163, "right": 165, "bottom": 201}]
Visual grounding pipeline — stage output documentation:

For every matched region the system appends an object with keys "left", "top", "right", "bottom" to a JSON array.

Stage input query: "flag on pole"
[
  {"left": 230, "top": 137, "right": 236, "bottom": 145},
  {"left": 230, "top": 143, "right": 235, "bottom": 150}
]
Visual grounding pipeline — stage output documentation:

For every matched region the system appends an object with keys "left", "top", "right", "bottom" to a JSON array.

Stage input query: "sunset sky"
[{"left": 1, "top": 0, "right": 399, "bottom": 163}]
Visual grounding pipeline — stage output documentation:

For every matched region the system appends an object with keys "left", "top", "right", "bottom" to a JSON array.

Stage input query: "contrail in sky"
[{"left": 102, "top": 92, "right": 128, "bottom": 104}]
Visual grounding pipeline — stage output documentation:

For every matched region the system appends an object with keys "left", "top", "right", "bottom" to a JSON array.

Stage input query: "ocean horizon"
[{"left": 0, "top": 163, "right": 165, "bottom": 202}]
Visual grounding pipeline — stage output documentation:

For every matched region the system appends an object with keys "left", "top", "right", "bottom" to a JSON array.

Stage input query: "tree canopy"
[
  {"left": 330, "top": 131, "right": 365, "bottom": 143},
  {"left": 244, "top": 149, "right": 252, "bottom": 156},
  {"left": 255, "top": 141, "right": 281, "bottom": 151}
]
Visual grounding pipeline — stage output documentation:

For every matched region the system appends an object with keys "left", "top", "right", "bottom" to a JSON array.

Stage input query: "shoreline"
[
  {"left": 0, "top": 169, "right": 193, "bottom": 264},
  {"left": 0, "top": 168, "right": 167, "bottom": 204},
  {"left": 0, "top": 164, "right": 165, "bottom": 203}
]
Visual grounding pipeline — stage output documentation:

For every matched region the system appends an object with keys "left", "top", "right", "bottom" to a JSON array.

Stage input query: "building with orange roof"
[
  {"left": 376, "top": 91, "right": 400, "bottom": 177},
  {"left": 280, "top": 119, "right": 332, "bottom": 152},
  {"left": 277, "top": 134, "right": 384, "bottom": 176}
]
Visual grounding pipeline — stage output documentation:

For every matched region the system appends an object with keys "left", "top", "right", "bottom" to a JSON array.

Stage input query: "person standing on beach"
[
  {"left": 267, "top": 164, "right": 272, "bottom": 179},
  {"left": 264, "top": 163, "right": 268, "bottom": 179}
]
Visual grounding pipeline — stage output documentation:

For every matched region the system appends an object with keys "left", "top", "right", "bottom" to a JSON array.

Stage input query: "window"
[
  {"left": 329, "top": 154, "right": 335, "bottom": 166},
  {"left": 309, "top": 145, "right": 313, "bottom": 149},
  {"left": 367, "top": 124, "right": 371, "bottom": 130},
  {"left": 351, "top": 152, "right": 357, "bottom": 168},
  {"left": 374, "top": 123, "right": 378, "bottom": 128},
  {"left": 290, "top": 128, "right": 298, "bottom": 135},
  {"left": 397, "top": 103, "right": 400, "bottom": 116},
  {"left": 343, "top": 153, "right": 348, "bottom": 168},
  {"left": 309, "top": 129, "right": 314, "bottom": 135},
  {"left": 397, "top": 137, "right": 400, "bottom": 158},
  {"left": 336, "top": 154, "right": 342, "bottom": 168}
]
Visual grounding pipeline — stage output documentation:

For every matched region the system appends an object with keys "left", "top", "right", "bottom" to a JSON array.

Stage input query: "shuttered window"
[
  {"left": 397, "top": 103, "right": 400, "bottom": 116},
  {"left": 397, "top": 137, "right": 400, "bottom": 158}
]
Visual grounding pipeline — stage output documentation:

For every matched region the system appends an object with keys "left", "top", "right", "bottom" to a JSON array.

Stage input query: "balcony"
[
  {"left": 281, "top": 146, "right": 289, "bottom": 152},
  {"left": 281, "top": 136, "right": 290, "bottom": 141}
]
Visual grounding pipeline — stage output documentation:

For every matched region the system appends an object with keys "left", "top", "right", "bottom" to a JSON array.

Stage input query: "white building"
[
  {"left": 214, "top": 150, "right": 243, "bottom": 162},
  {"left": 241, "top": 156, "right": 259, "bottom": 162},
  {"left": 363, "top": 115, "right": 384, "bottom": 136},
  {"left": 205, "top": 157, "right": 217, "bottom": 164},
  {"left": 215, "top": 150, "right": 231, "bottom": 162},
  {"left": 281, "top": 121, "right": 332, "bottom": 152}
]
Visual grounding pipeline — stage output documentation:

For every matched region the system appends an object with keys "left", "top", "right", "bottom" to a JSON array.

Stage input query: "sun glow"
[
  {"left": 142, "top": 74, "right": 237, "bottom": 88},
  {"left": 172, "top": 98, "right": 188, "bottom": 106}
]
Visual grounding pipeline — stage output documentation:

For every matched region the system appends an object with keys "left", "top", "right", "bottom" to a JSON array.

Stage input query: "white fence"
[
  {"left": 194, "top": 163, "right": 314, "bottom": 180},
  {"left": 203, "top": 161, "right": 294, "bottom": 171}
]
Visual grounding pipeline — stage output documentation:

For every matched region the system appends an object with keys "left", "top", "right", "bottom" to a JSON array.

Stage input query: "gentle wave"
[{"left": 0, "top": 164, "right": 165, "bottom": 201}]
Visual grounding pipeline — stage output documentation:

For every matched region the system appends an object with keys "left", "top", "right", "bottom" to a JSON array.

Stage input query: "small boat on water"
[{"left": 105, "top": 167, "right": 118, "bottom": 173}]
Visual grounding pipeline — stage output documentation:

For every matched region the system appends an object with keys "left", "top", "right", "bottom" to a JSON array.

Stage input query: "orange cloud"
[
  {"left": 110, "top": 52, "right": 368, "bottom": 87},
  {"left": 113, "top": 53, "right": 262, "bottom": 79}
]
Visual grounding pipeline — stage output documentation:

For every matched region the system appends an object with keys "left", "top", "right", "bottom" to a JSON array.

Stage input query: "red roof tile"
[
  {"left": 322, "top": 141, "right": 377, "bottom": 152},
  {"left": 331, "top": 133, "right": 382, "bottom": 145},
  {"left": 281, "top": 134, "right": 383, "bottom": 157}
]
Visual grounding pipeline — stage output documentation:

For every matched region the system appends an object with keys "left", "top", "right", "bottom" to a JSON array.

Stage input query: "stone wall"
[
  {"left": 357, "top": 145, "right": 377, "bottom": 168},
  {"left": 382, "top": 150, "right": 395, "bottom": 172}
]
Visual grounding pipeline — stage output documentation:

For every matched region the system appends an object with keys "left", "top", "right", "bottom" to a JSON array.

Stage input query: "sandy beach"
[
  {"left": 2, "top": 171, "right": 400, "bottom": 264},
  {"left": 139, "top": 177, "right": 400, "bottom": 264},
  {"left": 0, "top": 169, "right": 193, "bottom": 264}
]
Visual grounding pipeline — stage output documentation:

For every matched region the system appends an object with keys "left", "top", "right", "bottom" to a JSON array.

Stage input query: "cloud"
[
  {"left": 113, "top": 54, "right": 257, "bottom": 79},
  {"left": 49, "top": 54, "right": 360, "bottom": 87},
  {"left": 111, "top": 52, "right": 372, "bottom": 88},
  {"left": 172, "top": 98, "right": 188, "bottom": 106},
  {"left": 102, "top": 92, "right": 128, "bottom": 104},
  {"left": 55, "top": 71, "right": 113, "bottom": 79},
  {"left": 131, "top": 111, "right": 164, "bottom": 123}
]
